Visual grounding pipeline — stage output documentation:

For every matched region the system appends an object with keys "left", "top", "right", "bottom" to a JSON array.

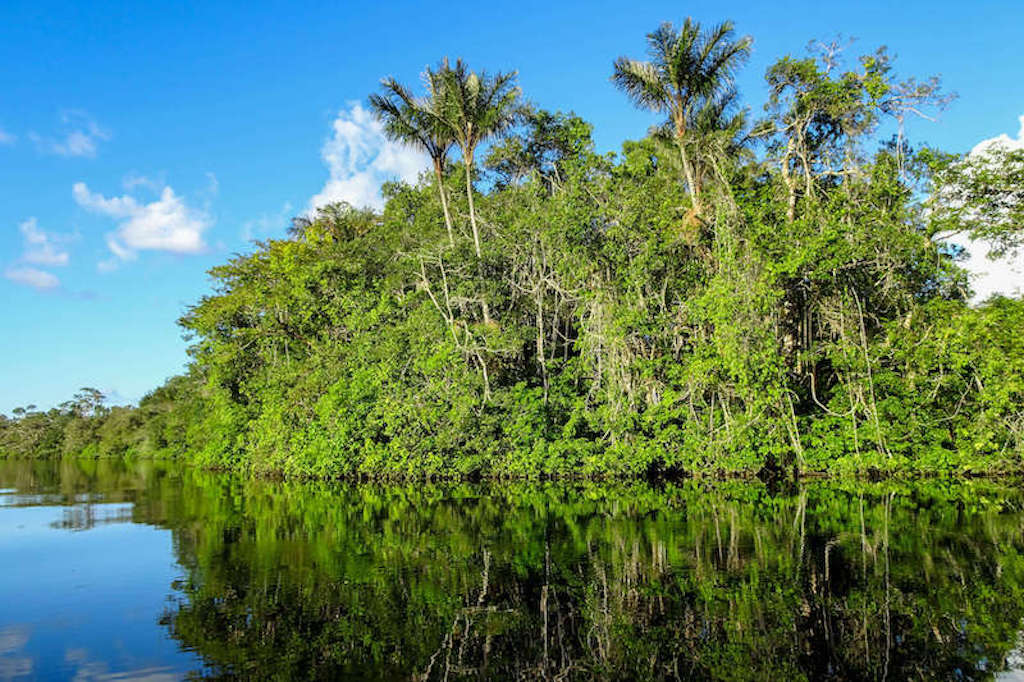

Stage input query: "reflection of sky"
[
  {"left": 0, "top": 502, "right": 204, "bottom": 680},
  {"left": 998, "top": 630, "right": 1024, "bottom": 681},
  {"left": 0, "top": 493, "right": 108, "bottom": 509}
]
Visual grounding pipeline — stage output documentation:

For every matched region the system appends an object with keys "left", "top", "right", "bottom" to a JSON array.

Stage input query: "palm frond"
[
  {"left": 612, "top": 58, "right": 670, "bottom": 113},
  {"left": 368, "top": 72, "right": 454, "bottom": 164}
]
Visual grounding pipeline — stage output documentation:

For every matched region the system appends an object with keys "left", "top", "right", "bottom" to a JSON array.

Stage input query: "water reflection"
[
  {"left": 0, "top": 626, "right": 32, "bottom": 680},
  {"left": 2, "top": 458, "right": 1024, "bottom": 680}
]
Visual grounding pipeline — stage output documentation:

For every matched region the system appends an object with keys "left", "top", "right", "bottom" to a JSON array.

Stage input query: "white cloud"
[
  {"left": 958, "top": 245, "right": 1023, "bottom": 300},
  {"left": 969, "top": 115, "right": 1024, "bottom": 156},
  {"left": 3, "top": 217, "right": 73, "bottom": 290},
  {"left": 73, "top": 181, "right": 211, "bottom": 261},
  {"left": 105, "top": 234, "right": 136, "bottom": 260},
  {"left": 308, "top": 102, "right": 427, "bottom": 212},
  {"left": 4, "top": 266, "right": 59, "bottom": 290},
  {"left": 953, "top": 115, "right": 1024, "bottom": 302},
  {"left": 19, "top": 217, "right": 70, "bottom": 266},
  {"left": 0, "top": 127, "right": 14, "bottom": 146},
  {"left": 242, "top": 201, "right": 294, "bottom": 241},
  {"left": 96, "top": 258, "right": 120, "bottom": 273},
  {"left": 31, "top": 111, "right": 110, "bottom": 158},
  {"left": 61, "top": 130, "right": 100, "bottom": 156},
  {"left": 122, "top": 173, "right": 160, "bottom": 191}
]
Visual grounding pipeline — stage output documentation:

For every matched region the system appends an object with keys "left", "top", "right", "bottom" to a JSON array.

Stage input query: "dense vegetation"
[
  {"left": 6, "top": 458, "right": 1024, "bottom": 679},
  {"left": 2, "top": 20, "right": 1022, "bottom": 478}
]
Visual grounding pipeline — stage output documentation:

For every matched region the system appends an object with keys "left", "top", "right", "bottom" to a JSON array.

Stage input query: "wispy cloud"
[
  {"left": 3, "top": 218, "right": 74, "bottom": 291},
  {"left": 73, "top": 181, "right": 212, "bottom": 266},
  {"left": 4, "top": 266, "right": 60, "bottom": 290},
  {"left": 30, "top": 110, "right": 110, "bottom": 158},
  {"left": 308, "top": 102, "right": 426, "bottom": 213},
  {"left": 19, "top": 217, "right": 71, "bottom": 266},
  {"left": 0, "top": 127, "right": 15, "bottom": 146},
  {"left": 242, "top": 201, "right": 294, "bottom": 241},
  {"left": 205, "top": 172, "right": 219, "bottom": 196},
  {"left": 122, "top": 172, "right": 161, "bottom": 191}
]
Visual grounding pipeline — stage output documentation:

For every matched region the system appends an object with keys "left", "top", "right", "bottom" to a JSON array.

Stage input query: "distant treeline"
[{"left": 3, "top": 19, "right": 1023, "bottom": 477}]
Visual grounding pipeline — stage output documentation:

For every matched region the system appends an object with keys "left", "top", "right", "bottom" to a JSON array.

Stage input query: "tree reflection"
[{"left": 2, "top": 459, "right": 1023, "bottom": 680}]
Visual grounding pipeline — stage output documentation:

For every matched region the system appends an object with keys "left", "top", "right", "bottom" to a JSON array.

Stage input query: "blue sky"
[{"left": 2, "top": 0, "right": 1022, "bottom": 414}]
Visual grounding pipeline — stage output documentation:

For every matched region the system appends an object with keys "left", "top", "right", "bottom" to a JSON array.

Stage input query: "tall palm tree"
[
  {"left": 429, "top": 57, "right": 520, "bottom": 259},
  {"left": 655, "top": 88, "right": 751, "bottom": 203},
  {"left": 369, "top": 76, "right": 457, "bottom": 246},
  {"left": 612, "top": 19, "right": 752, "bottom": 217}
]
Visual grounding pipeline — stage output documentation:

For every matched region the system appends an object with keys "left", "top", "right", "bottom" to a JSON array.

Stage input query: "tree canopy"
[{"left": 3, "top": 19, "right": 1022, "bottom": 479}]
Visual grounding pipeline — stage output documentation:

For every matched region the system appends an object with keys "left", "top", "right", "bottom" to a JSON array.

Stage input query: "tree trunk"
[
  {"left": 463, "top": 150, "right": 491, "bottom": 323},
  {"left": 782, "top": 137, "right": 797, "bottom": 221},
  {"left": 675, "top": 116, "right": 701, "bottom": 217},
  {"left": 434, "top": 158, "right": 455, "bottom": 247},
  {"left": 536, "top": 296, "right": 548, "bottom": 402},
  {"left": 464, "top": 153, "right": 482, "bottom": 259}
]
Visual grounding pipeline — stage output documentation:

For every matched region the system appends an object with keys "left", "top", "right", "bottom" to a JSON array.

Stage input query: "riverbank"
[{"left": 5, "top": 448, "right": 1022, "bottom": 484}]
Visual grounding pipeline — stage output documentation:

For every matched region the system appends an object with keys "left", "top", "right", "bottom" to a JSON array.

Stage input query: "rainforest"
[{"left": 2, "top": 20, "right": 1023, "bottom": 480}]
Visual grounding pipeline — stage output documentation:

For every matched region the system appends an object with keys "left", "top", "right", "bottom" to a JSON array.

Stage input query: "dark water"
[{"left": 2, "top": 460, "right": 1024, "bottom": 680}]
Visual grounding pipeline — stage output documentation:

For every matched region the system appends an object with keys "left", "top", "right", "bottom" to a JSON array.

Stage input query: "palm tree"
[
  {"left": 655, "top": 88, "right": 750, "bottom": 203},
  {"left": 612, "top": 19, "right": 752, "bottom": 217},
  {"left": 429, "top": 57, "right": 520, "bottom": 259},
  {"left": 369, "top": 76, "right": 457, "bottom": 246}
]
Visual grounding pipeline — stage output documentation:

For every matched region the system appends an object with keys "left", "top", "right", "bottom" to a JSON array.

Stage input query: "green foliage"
[
  {"left": 3, "top": 25, "right": 1022, "bottom": 479},
  {"left": 926, "top": 145, "right": 1024, "bottom": 256}
]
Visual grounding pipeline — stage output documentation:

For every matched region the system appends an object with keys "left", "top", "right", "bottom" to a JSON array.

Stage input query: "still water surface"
[{"left": 2, "top": 458, "right": 1024, "bottom": 680}]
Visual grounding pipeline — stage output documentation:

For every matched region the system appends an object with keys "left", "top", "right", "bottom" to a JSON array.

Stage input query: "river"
[{"left": 1, "top": 458, "right": 1023, "bottom": 680}]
